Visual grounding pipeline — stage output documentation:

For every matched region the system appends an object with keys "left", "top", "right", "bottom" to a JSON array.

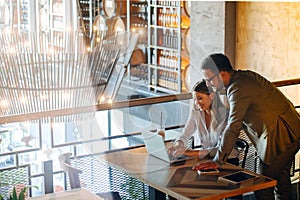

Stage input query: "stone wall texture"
[
  {"left": 189, "top": 1, "right": 225, "bottom": 88},
  {"left": 189, "top": 1, "right": 300, "bottom": 105},
  {"left": 236, "top": 2, "right": 300, "bottom": 105}
]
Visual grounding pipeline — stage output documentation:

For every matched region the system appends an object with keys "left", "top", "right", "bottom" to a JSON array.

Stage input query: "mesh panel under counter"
[{"left": 69, "top": 155, "right": 149, "bottom": 200}]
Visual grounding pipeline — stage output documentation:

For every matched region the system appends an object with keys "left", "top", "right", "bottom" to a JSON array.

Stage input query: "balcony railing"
[{"left": 0, "top": 78, "right": 298, "bottom": 198}]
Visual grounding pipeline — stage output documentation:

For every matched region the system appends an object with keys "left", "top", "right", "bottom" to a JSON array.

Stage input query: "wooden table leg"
[{"left": 149, "top": 186, "right": 166, "bottom": 200}]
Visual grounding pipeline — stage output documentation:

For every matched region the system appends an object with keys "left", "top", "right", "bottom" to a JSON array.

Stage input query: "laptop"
[{"left": 141, "top": 130, "right": 193, "bottom": 164}]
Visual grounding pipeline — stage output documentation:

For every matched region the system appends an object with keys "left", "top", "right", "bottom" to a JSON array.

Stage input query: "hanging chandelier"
[{"left": 0, "top": 31, "right": 138, "bottom": 123}]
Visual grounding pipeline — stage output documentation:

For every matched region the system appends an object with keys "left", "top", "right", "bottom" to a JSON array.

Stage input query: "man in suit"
[{"left": 193, "top": 53, "right": 300, "bottom": 200}]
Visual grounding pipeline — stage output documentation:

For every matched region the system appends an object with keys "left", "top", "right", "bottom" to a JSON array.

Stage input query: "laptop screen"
[{"left": 142, "top": 130, "right": 171, "bottom": 163}]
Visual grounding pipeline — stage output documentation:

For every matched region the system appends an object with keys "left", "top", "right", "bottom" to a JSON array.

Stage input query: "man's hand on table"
[{"left": 192, "top": 161, "right": 220, "bottom": 171}]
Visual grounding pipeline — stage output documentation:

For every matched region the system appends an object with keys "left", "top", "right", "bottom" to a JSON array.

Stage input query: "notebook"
[{"left": 142, "top": 130, "right": 193, "bottom": 164}]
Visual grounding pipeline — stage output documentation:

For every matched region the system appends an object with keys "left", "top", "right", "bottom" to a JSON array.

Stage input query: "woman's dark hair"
[
  {"left": 200, "top": 53, "right": 233, "bottom": 73},
  {"left": 193, "top": 80, "right": 212, "bottom": 94}
]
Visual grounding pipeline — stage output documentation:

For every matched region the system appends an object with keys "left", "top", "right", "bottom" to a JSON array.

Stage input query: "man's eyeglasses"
[{"left": 205, "top": 72, "right": 219, "bottom": 83}]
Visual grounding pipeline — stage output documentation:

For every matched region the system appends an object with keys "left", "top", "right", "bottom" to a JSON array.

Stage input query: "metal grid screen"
[
  {"left": 0, "top": 165, "right": 31, "bottom": 198},
  {"left": 69, "top": 155, "right": 149, "bottom": 200}
]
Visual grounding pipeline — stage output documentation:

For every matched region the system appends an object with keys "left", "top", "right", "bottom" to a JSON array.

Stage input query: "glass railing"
[{"left": 0, "top": 78, "right": 299, "bottom": 197}]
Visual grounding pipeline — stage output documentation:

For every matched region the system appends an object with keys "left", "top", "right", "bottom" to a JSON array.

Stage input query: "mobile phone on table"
[{"left": 197, "top": 168, "right": 219, "bottom": 175}]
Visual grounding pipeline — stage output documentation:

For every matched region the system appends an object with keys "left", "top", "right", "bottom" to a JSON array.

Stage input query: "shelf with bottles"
[
  {"left": 130, "top": 0, "right": 148, "bottom": 26},
  {"left": 131, "top": 1, "right": 148, "bottom": 15},
  {"left": 131, "top": 12, "right": 147, "bottom": 21},
  {"left": 78, "top": 0, "right": 101, "bottom": 36},
  {"left": 149, "top": 69, "right": 180, "bottom": 93},
  {"left": 130, "top": 0, "right": 148, "bottom": 46},
  {"left": 150, "top": 28, "right": 179, "bottom": 50},
  {"left": 149, "top": 0, "right": 180, "bottom": 7},
  {"left": 150, "top": 48, "right": 179, "bottom": 71},
  {"left": 157, "top": 8, "right": 179, "bottom": 28},
  {"left": 131, "top": 22, "right": 147, "bottom": 46},
  {"left": 131, "top": 16, "right": 148, "bottom": 27},
  {"left": 131, "top": 1, "right": 148, "bottom": 8},
  {"left": 148, "top": 49, "right": 180, "bottom": 92},
  {"left": 147, "top": 0, "right": 182, "bottom": 93},
  {"left": 148, "top": 5, "right": 181, "bottom": 48},
  {"left": 129, "top": 63, "right": 148, "bottom": 82},
  {"left": 149, "top": 0, "right": 191, "bottom": 93},
  {"left": 125, "top": 0, "right": 148, "bottom": 83}
]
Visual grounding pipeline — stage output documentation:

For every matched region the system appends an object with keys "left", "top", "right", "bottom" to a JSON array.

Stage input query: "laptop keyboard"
[{"left": 169, "top": 154, "right": 188, "bottom": 161}]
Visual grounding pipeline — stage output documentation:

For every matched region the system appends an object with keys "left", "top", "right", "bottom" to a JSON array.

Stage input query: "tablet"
[{"left": 218, "top": 171, "right": 259, "bottom": 184}]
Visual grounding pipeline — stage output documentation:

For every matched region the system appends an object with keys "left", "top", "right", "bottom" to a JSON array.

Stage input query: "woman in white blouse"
[{"left": 168, "top": 80, "right": 239, "bottom": 165}]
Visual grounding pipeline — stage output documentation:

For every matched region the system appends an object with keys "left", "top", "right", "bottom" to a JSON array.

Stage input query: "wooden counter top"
[{"left": 98, "top": 146, "right": 276, "bottom": 200}]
